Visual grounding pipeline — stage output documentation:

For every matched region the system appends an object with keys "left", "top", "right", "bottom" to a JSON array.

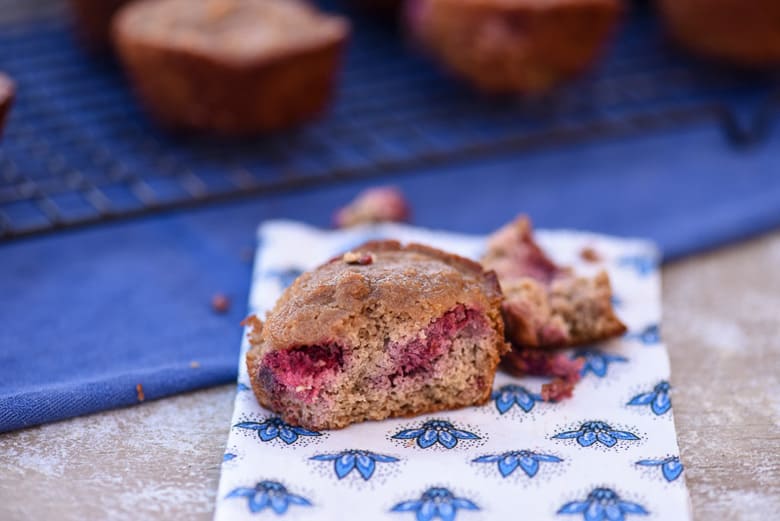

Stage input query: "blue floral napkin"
[{"left": 214, "top": 221, "right": 691, "bottom": 521}]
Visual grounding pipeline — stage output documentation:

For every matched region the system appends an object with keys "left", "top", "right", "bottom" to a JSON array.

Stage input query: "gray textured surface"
[
  {"left": 664, "top": 233, "right": 780, "bottom": 520},
  {"left": 1, "top": 233, "right": 779, "bottom": 520}
]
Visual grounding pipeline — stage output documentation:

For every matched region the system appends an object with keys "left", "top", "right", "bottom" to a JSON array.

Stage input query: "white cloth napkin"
[{"left": 214, "top": 220, "right": 691, "bottom": 521}]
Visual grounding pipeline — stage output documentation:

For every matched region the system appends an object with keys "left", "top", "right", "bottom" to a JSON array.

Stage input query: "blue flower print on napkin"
[
  {"left": 492, "top": 384, "right": 543, "bottom": 414},
  {"left": 553, "top": 421, "right": 640, "bottom": 448},
  {"left": 473, "top": 450, "right": 562, "bottom": 478},
  {"left": 618, "top": 255, "right": 657, "bottom": 277},
  {"left": 227, "top": 480, "right": 311, "bottom": 515},
  {"left": 310, "top": 450, "right": 399, "bottom": 480},
  {"left": 391, "top": 487, "right": 479, "bottom": 521},
  {"left": 636, "top": 456, "right": 683, "bottom": 482},
  {"left": 393, "top": 420, "right": 479, "bottom": 449},
  {"left": 558, "top": 488, "right": 648, "bottom": 521},
  {"left": 574, "top": 349, "right": 628, "bottom": 378},
  {"left": 627, "top": 381, "right": 671, "bottom": 415},
  {"left": 266, "top": 268, "right": 303, "bottom": 289},
  {"left": 234, "top": 417, "right": 321, "bottom": 445},
  {"left": 629, "top": 325, "right": 660, "bottom": 345}
]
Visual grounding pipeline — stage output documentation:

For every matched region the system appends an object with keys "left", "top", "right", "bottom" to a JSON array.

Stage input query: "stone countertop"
[{"left": 1, "top": 233, "right": 778, "bottom": 521}]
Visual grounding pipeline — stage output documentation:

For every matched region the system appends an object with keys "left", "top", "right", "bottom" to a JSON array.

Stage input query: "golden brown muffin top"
[
  {"left": 114, "top": 0, "right": 349, "bottom": 63},
  {"left": 256, "top": 240, "right": 503, "bottom": 350}
]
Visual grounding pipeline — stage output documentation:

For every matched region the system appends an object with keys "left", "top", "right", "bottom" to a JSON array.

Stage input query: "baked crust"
[
  {"left": 113, "top": 0, "right": 350, "bottom": 135},
  {"left": 246, "top": 240, "right": 509, "bottom": 430},
  {"left": 659, "top": 0, "right": 780, "bottom": 66}
]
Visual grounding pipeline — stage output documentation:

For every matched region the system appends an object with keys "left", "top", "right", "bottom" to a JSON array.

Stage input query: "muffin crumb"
[
  {"left": 580, "top": 246, "right": 601, "bottom": 263},
  {"left": 212, "top": 293, "right": 231, "bottom": 314},
  {"left": 342, "top": 251, "right": 375, "bottom": 265},
  {"left": 334, "top": 187, "right": 410, "bottom": 228}
]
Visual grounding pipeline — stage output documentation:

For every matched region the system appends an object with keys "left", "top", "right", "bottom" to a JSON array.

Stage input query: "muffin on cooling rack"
[
  {"left": 0, "top": 73, "right": 14, "bottom": 136},
  {"left": 244, "top": 241, "right": 510, "bottom": 430},
  {"left": 68, "top": 0, "right": 133, "bottom": 51},
  {"left": 405, "top": 0, "right": 621, "bottom": 94},
  {"left": 658, "top": 0, "right": 780, "bottom": 66},
  {"left": 482, "top": 216, "right": 625, "bottom": 352},
  {"left": 113, "top": 0, "right": 350, "bottom": 135}
]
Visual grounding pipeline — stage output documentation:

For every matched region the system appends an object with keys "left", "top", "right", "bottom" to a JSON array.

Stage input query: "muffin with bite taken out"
[{"left": 244, "top": 240, "right": 510, "bottom": 430}]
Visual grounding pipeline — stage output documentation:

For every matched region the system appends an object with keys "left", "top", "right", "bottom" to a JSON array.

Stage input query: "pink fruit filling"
[
  {"left": 506, "top": 235, "right": 560, "bottom": 283},
  {"left": 259, "top": 305, "right": 489, "bottom": 402},
  {"left": 389, "top": 304, "right": 488, "bottom": 379},
  {"left": 501, "top": 348, "right": 584, "bottom": 402},
  {"left": 261, "top": 343, "right": 344, "bottom": 401},
  {"left": 487, "top": 219, "right": 561, "bottom": 284}
]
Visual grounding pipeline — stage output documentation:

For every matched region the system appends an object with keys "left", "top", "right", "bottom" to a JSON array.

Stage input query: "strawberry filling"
[
  {"left": 259, "top": 305, "right": 488, "bottom": 402},
  {"left": 389, "top": 304, "right": 488, "bottom": 379},
  {"left": 262, "top": 343, "right": 344, "bottom": 401}
]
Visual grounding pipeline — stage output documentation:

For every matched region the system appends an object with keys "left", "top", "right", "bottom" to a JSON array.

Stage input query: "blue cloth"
[{"left": 2, "top": 122, "right": 780, "bottom": 432}]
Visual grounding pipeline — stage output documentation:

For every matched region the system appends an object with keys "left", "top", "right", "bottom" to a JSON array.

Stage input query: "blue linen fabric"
[{"left": 1, "top": 122, "right": 779, "bottom": 432}]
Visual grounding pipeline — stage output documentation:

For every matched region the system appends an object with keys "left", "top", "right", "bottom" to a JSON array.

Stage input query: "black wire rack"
[{"left": 0, "top": 0, "right": 778, "bottom": 241}]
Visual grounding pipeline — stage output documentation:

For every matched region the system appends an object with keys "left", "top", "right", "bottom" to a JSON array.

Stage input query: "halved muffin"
[{"left": 245, "top": 241, "right": 509, "bottom": 430}]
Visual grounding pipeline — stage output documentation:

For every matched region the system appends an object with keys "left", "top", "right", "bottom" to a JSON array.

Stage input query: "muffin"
[
  {"left": 0, "top": 73, "right": 14, "bottom": 136},
  {"left": 113, "top": 0, "right": 350, "bottom": 135},
  {"left": 68, "top": 0, "right": 133, "bottom": 51},
  {"left": 245, "top": 241, "right": 510, "bottom": 430},
  {"left": 405, "top": 0, "right": 621, "bottom": 94},
  {"left": 658, "top": 0, "right": 780, "bottom": 66},
  {"left": 482, "top": 216, "right": 626, "bottom": 349}
]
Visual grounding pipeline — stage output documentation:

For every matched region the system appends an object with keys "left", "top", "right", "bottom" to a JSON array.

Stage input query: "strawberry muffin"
[
  {"left": 113, "top": 0, "right": 349, "bottom": 134},
  {"left": 406, "top": 0, "right": 621, "bottom": 94},
  {"left": 245, "top": 241, "right": 509, "bottom": 430}
]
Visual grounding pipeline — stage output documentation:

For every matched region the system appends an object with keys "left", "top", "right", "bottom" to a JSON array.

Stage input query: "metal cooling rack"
[{"left": 0, "top": 0, "right": 778, "bottom": 240}]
